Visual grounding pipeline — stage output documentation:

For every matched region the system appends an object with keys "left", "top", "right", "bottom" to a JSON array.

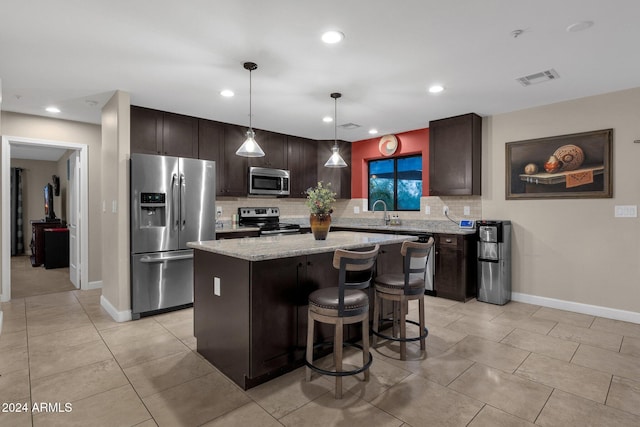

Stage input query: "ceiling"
[{"left": 2, "top": 1, "right": 640, "bottom": 143}]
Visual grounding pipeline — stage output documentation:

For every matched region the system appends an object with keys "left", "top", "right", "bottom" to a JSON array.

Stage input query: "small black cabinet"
[
  {"left": 287, "top": 136, "right": 318, "bottom": 197},
  {"left": 434, "top": 233, "right": 477, "bottom": 301}
]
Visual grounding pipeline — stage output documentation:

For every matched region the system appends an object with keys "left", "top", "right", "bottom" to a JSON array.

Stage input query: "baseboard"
[
  {"left": 100, "top": 295, "right": 132, "bottom": 323},
  {"left": 511, "top": 292, "right": 640, "bottom": 324},
  {"left": 85, "top": 280, "right": 102, "bottom": 290}
]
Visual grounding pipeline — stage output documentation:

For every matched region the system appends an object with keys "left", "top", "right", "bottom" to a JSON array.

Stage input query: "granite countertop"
[
  {"left": 188, "top": 231, "right": 417, "bottom": 261},
  {"left": 331, "top": 223, "right": 477, "bottom": 235}
]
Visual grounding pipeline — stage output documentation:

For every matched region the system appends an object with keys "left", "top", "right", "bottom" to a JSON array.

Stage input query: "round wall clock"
[{"left": 379, "top": 134, "right": 398, "bottom": 156}]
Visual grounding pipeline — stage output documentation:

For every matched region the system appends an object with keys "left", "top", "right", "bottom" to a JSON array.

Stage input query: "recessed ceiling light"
[
  {"left": 321, "top": 30, "right": 344, "bottom": 44},
  {"left": 567, "top": 21, "right": 594, "bottom": 32},
  {"left": 220, "top": 89, "right": 234, "bottom": 97},
  {"left": 369, "top": 129, "right": 378, "bottom": 135},
  {"left": 323, "top": 116, "right": 333, "bottom": 123},
  {"left": 46, "top": 106, "right": 61, "bottom": 113},
  {"left": 428, "top": 85, "right": 444, "bottom": 94}
]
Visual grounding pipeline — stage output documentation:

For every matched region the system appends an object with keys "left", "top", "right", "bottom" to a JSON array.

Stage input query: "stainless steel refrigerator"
[{"left": 130, "top": 153, "right": 216, "bottom": 319}]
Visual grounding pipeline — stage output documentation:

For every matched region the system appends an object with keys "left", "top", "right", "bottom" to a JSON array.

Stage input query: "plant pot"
[{"left": 310, "top": 213, "right": 331, "bottom": 240}]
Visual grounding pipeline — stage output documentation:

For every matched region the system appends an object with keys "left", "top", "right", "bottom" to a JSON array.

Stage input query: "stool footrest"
[
  {"left": 372, "top": 318, "right": 428, "bottom": 342},
  {"left": 305, "top": 342, "right": 373, "bottom": 377}
]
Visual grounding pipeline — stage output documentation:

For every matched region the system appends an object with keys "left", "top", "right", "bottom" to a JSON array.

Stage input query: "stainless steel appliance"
[
  {"left": 248, "top": 167, "right": 290, "bottom": 196},
  {"left": 130, "top": 153, "right": 216, "bottom": 319},
  {"left": 477, "top": 220, "right": 511, "bottom": 305},
  {"left": 238, "top": 207, "right": 300, "bottom": 235}
]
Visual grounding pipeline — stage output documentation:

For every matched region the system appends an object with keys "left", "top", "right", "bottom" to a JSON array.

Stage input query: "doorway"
[{"left": 1, "top": 136, "right": 89, "bottom": 302}]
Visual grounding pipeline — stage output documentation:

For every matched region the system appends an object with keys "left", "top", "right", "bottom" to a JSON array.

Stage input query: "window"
[{"left": 368, "top": 155, "right": 422, "bottom": 211}]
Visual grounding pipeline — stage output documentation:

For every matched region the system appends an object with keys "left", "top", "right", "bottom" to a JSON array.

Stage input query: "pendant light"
[
  {"left": 324, "top": 92, "right": 347, "bottom": 168},
  {"left": 236, "top": 62, "right": 265, "bottom": 157}
]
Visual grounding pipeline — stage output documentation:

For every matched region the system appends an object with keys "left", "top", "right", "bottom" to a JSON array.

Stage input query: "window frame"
[{"left": 368, "top": 154, "right": 422, "bottom": 211}]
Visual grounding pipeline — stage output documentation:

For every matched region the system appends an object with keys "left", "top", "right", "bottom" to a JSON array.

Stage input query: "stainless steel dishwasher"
[{"left": 477, "top": 220, "right": 511, "bottom": 305}]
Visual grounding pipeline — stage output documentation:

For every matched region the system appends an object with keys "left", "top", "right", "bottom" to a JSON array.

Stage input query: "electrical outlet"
[
  {"left": 424, "top": 205, "right": 431, "bottom": 215},
  {"left": 216, "top": 206, "right": 223, "bottom": 216},
  {"left": 464, "top": 206, "right": 470, "bottom": 216},
  {"left": 354, "top": 206, "right": 360, "bottom": 214},
  {"left": 443, "top": 205, "right": 449, "bottom": 215}
]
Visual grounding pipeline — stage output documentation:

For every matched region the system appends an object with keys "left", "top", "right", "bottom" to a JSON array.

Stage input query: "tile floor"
[{"left": 1, "top": 287, "right": 640, "bottom": 426}]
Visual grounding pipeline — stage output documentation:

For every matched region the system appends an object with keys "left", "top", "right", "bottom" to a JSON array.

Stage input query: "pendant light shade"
[
  {"left": 324, "top": 92, "right": 347, "bottom": 168},
  {"left": 236, "top": 62, "right": 265, "bottom": 157}
]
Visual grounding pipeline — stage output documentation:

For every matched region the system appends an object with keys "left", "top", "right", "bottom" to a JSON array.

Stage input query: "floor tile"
[
  {"left": 572, "top": 344, "right": 640, "bottom": 382},
  {"left": 419, "top": 324, "right": 467, "bottom": 351},
  {"left": 501, "top": 328, "right": 579, "bottom": 361},
  {"left": 201, "top": 402, "right": 283, "bottom": 426},
  {"left": 0, "top": 368, "right": 30, "bottom": 402},
  {"left": 515, "top": 353, "right": 611, "bottom": 403},
  {"left": 532, "top": 307, "right": 595, "bottom": 328},
  {"left": 371, "top": 373, "right": 483, "bottom": 426},
  {"left": 606, "top": 375, "right": 640, "bottom": 417},
  {"left": 28, "top": 324, "right": 102, "bottom": 352},
  {"left": 142, "top": 371, "right": 251, "bottom": 427},
  {"left": 0, "top": 329, "right": 27, "bottom": 351},
  {"left": 281, "top": 388, "right": 403, "bottom": 427},
  {"left": 422, "top": 305, "right": 464, "bottom": 327},
  {"left": 108, "top": 331, "right": 189, "bottom": 369},
  {"left": 467, "top": 405, "right": 536, "bottom": 427},
  {"left": 536, "top": 389, "right": 640, "bottom": 427},
  {"left": 389, "top": 348, "right": 474, "bottom": 387},
  {"left": 0, "top": 346, "right": 29, "bottom": 375},
  {"left": 491, "top": 311, "right": 557, "bottom": 335},
  {"left": 124, "top": 350, "right": 214, "bottom": 397},
  {"left": 0, "top": 401, "right": 32, "bottom": 427},
  {"left": 25, "top": 291, "right": 79, "bottom": 310},
  {"left": 32, "top": 384, "right": 151, "bottom": 427},
  {"left": 31, "top": 358, "right": 128, "bottom": 404},
  {"left": 591, "top": 317, "right": 640, "bottom": 339},
  {"left": 449, "top": 363, "right": 552, "bottom": 422},
  {"left": 447, "top": 316, "right": 515, "bottom": 342},
  {"left": 620, "top": 336, "right": 640, "bottom": 357},
  {"left": 548, "top": 322, "right": 623, "bottom": 352},
  {"left": 27, "top": 310, "right": 93, "bottom": 338},
  {"left": 449, "top": 335, "right": 530, "bottom": 373},
  {"left": 447, "top": 299, "right": 505, "bottom": 322},
  {"left": 248, "top": 367, "right": 334, "bottom": 418},
  {"left": 29, "top": 339, "right": 113, "bottom": 380},
  {"left": 99, "top": 317, "right": 169, "bottom": 347},
  {"left": 424, "top": 295, "right": 460, "bottom": 309}
]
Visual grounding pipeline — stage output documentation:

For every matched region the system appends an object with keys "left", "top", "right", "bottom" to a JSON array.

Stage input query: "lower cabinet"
[{"left": 434, "top": 234, "right": 477, "bottom": 301}]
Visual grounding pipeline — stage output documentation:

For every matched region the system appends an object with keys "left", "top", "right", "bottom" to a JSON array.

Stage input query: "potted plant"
[{"left": 306, "top": 181, "right": 336, "bottom": 240}]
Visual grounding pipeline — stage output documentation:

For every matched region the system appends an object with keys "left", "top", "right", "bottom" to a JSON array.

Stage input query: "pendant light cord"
[
  {"left": 249, "top": 68, "right": 252, "bottom": 130},
  {"left": 334, "top": 96, "right": 337, "bottom": 147}
]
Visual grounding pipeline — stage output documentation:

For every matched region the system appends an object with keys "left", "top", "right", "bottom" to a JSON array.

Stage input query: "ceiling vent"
[
  {"left": 338, "top": 122, "right": 361, "bottom": 130},
  {"left": 517, "top": 69, "right": 560, "bottom": 86}
]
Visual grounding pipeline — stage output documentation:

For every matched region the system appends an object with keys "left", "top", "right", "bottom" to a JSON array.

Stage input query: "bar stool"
[
  {"left": 372, "top": 238, "right": 434, "bottom": 360},
  {"left": 305, "top": 245, "right": 379, "bottom": 399}
]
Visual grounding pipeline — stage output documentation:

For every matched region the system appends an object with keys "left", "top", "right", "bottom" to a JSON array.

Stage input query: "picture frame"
[{"left": 505, "top": 129, "right": 612, "bottom": 200}]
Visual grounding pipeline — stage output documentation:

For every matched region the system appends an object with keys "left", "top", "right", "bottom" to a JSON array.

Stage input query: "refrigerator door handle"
[
  {"left": 478, "top": 257, "right": 500, "bottom": 263},
  {"left": 180, "top": 173, "right": 186, "bottom": 230},
  {"left": 139, "top": 253, "right": 194, "bottom": 263},
  {"left": 172, "top": 173, "right": 179, "bottom": 231}
]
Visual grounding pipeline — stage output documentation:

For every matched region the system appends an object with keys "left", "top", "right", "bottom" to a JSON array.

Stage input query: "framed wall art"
[{"left": 506, "top": 128, "right": 612, "bottom": 199}]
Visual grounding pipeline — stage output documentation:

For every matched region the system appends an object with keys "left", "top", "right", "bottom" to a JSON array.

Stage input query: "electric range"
[{"left": 238, "top": 207, "right": 301, "bottom": 235}]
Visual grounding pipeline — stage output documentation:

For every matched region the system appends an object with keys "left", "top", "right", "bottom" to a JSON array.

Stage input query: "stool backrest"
[
  {"left": 333, "top": 245, "right": 380, "bottom": 315},
  {"left": 401, "top": 238, "right": 434, "bottom": 295}
]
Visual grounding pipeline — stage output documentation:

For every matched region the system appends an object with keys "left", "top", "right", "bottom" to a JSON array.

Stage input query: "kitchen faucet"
[{"left": 372, "top": 199, "right": 390, "bottom": 225}]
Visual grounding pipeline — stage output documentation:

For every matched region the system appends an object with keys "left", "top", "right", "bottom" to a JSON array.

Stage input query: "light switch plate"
[
  {"left": 214, "top": 277, "right": 221, "bottom": 296},
  {"left": 464, "top": 206, "right": 470, "bottom": 216},
  {"left": 614, "top": 205, "right": 638, "bottom": 218}
]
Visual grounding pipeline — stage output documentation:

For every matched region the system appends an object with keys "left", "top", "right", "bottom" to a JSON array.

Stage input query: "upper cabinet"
[
  {"left": 220, "top": 124, "right": 249, "bottom": 197},
  {"left": 317, "top": 140, "right": 351, "bottom": 199},
  {"left": 429, "top": 113, "right": 481, "bottom": 196},
  {"left": 130, "top": 106, "right": 198, "bottom": 158},
  {"left": 249, "top": 130, "right": 287, "bottom": 169},
  {"left": 287, "top": 136, "right": 318, "bottom": 197},
  {"left": 198, "top": 119, "right": 224, "bottom": 196}
]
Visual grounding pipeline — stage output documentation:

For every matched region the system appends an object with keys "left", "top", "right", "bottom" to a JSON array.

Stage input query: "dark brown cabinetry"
[
  {"left": 429, "top": 113, "right": 481, "bottom": 196},
  {"left": 220, "top": 124, "right": 249, "bottom": 196},
  {"left": 317, "top": 140, "right": 351, "bottom": 199},
  {"left": 287, "top": 136, "right": 318, "bottom": 197},
  {"left": 249, "top": 130, "right": 287, "bottom": 169},
  {"left": 130, "top": 106, "right": 198, "bottom": 158},
  {"left": 434, "top": 233, "right": 477, "bottom": 301},
  {"left": 30, "top": 219, "right": 64, "bottom": 267},
  {"left": 215, "top": 229, "right": 260, "bottom": 240},
  {"left": 198, "top": 119, "right": 224, "bottom": 196}
]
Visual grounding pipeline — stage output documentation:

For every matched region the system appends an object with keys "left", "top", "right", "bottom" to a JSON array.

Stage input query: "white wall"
[
  {"left": 1, "top": 112, "right": 102, "bottom": 283},
  {"left": 483, "top": 87, "right": 640, "bottom": 314}
]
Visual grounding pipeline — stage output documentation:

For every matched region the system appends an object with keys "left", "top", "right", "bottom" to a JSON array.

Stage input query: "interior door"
[{"left": 68, "top": 151, "right": 81, "bottom": 288}]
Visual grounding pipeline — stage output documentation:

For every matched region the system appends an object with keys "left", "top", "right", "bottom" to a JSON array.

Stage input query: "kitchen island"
[{"left": 187, "top": 231, "right": 417, "bottom": 389}]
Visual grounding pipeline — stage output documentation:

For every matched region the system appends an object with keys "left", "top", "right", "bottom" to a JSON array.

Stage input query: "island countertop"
[{"left": 187, "top": 231, "right": 417, "bottom": 261}]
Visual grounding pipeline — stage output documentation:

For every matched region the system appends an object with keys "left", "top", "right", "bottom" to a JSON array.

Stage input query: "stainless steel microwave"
[{"left": 248, "top": 167, "right": 290, "bottom": 196}]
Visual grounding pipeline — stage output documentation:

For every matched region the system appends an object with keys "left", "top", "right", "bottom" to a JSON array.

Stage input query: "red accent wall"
[{"left": 351, "top": 127, "right": 430, "bottom": 198}]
